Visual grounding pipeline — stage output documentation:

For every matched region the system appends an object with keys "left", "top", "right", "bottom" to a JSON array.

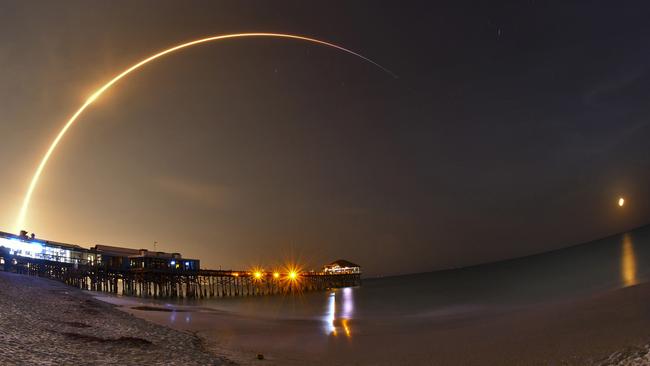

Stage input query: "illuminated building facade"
[
  {"left": 0, "top": 231, "right": 198, "bottom": 271},
  {"left": 322, "top": 259, "right": 361, "bottom": 274},
  {"left": 93, "top": 245, "right": 199, "bottom": 271},
  {"left": 0, "top": 230, "right": 93, "bottom": 266}
]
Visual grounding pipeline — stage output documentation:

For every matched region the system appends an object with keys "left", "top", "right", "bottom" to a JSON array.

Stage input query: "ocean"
[
  {"left": 189, "top": 224, "right": 649, "bottom": 322},
  {"left": 102, "top": 224, "right": 650, "bottom": 365}
]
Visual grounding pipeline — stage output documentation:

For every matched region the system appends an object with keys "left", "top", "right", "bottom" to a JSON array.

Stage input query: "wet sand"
[
  {"left": 0, "top": 272, "right": 232, "bottom": 365},
  {"left": 104, "top": 283, "right": 650, "bottom": 365}
]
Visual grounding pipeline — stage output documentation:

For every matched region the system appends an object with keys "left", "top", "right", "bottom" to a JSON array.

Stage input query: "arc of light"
[{"left": 15, "top": 32, "right": 395, "bottom": 232}]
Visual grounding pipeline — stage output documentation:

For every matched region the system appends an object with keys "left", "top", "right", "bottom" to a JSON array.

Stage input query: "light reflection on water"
[
  {"left": 325, "top": 292, "right": 336, "bottom": 336},
  {"left": 621, "top": 233, "right": 638, "bottom": 287},
  {"left": 342, "top": 287, "right": 354, "bottom": 318},
  {"left": 323, "top": 287, "right": 355, "bottom": 337}
]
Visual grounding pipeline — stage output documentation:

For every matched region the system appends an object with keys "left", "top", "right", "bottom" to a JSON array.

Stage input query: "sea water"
[
  {"left": 188, "top": 225, "right": 650, "bottom": 325},
  {"left": 112, "top": 225, "right": 650, "bottom": 364}
]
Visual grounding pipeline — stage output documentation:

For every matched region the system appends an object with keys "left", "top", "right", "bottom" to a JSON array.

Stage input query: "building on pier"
[
  {"left": 92, "top": 245, "right": 199, "bottom": 271},
  {"left": 0, "top": 231, "right": 198, "bottom": 272},
  {"left": 322, "top": 259, "right": 361, "bottom": 274},
  {"left": 0, "top": 230, "right": 361, "bottom": 299},
  {"left": 0, "top": 230, "right": 93, "bottom": 265}
]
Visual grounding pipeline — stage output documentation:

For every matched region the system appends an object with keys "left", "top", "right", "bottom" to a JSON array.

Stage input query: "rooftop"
[{"left": 326, "top": 259, "right": 360, "bottom": 268}]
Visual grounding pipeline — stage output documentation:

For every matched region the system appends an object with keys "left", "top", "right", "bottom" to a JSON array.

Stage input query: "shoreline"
[
  {"left": 0, "top": 271, "right": 233, "bottom": 365},
  {"left": 99, "top": 282, "right": 650, "bottom": 366},
  {"left": 5, "top": 270, "right": 650, "bottom": 365}
]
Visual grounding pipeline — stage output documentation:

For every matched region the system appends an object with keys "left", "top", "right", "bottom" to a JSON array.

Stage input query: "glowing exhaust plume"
[{"left": 15, "top": 33, "right": 395, "bottom": 231}]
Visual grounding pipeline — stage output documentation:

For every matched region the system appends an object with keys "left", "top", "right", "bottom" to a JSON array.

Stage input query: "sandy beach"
[{"left": 0, "top": 271, "right": 232, "bottom": 365}]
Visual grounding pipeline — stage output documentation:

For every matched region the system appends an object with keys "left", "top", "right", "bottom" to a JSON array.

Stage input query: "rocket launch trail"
[{"left": 15, "top": 33, "right": 395, "bottom": 231}]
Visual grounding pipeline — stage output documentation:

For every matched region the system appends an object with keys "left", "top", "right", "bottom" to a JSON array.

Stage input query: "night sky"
[{"left": 1, "top": 1, "right": 649, "bottom": 276}]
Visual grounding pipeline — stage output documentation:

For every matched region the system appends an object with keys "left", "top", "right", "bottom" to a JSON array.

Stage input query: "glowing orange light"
[
  {"left": 15, "top": 33, "right": 395, "bottom": 232},
  {"left": 342, "top": 319, "right": 351, "bottom": 337},
  {"left": 273, "top": 272, "right": 280, "bottom": 279},
  {"left": 232, "top": 272, "right": 239, "bottom": 277},
  {"left": 618, "top": 197, "right": 625, "bottom": 207},
  {"left": 621, "top": 233, "right": 637, "bottom": 286},
  {"left": 250, "top": 266, "right": 264, "bottom": 280},
  {"left": 282, "top": 263, "right": 303, "bottom": 284}
]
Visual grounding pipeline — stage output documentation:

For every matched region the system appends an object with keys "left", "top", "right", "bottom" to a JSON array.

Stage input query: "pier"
[{"left": 0, "top": 231, "right": 361, "bottom": 298}]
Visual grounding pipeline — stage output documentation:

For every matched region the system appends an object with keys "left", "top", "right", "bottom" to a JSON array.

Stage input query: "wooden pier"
[{"left": 2, "top": 255, "right": 361, "bottom": 299}]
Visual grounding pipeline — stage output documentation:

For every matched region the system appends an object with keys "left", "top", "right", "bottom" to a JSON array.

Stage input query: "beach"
[
  {"left": 2, "top": 2, "right": 648, "bottom": 365},
  {"left": 0, "top": 271, "right": 232, "bottom": 365},
  {"left": 103, "top": 283, "right": 650, "bottom": 366},
  {"left": 91, "top": 227, "right": 650, "bottom": 365},
  {"left": 4, "top": 225, "right": 650, "bottom": 365},
  {"left": 3, "top": 271, "right": 650, "bottom": 365}
]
